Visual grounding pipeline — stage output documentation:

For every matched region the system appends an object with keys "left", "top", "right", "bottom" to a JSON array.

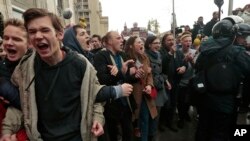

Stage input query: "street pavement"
[
  {"left": 156, "top": 107, "right": 250, "bottom": 141},
  {"left": 156, "top": 107, "right": 197, "bottom": 141}
]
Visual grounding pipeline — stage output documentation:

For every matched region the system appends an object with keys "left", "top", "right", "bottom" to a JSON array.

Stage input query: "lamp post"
[
  {"left": 228, "top": 0, "right": 233, "bottom": 15},
  {"left": 172, "top": 0, "right": 176, "bottom": 38},
  {"left": 214, "top": 0, "right": 224, "bottom": 20}
]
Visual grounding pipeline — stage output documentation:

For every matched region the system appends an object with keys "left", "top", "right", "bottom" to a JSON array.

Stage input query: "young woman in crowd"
[{"left": 125, "top": 36, "right": 157, "bottom": 141}]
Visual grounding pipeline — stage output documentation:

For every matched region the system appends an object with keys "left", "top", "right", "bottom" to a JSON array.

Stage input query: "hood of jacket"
[
  {"left": 63, "top": 26, "right": 84, "bottom": 55},
  {"left": 199, "top": 37, "right": 234, "bottom": 56}
]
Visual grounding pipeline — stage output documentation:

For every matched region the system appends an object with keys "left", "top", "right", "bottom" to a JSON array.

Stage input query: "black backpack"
[{"left": 192, "top": 45, "right": 241, "bottom": 95}]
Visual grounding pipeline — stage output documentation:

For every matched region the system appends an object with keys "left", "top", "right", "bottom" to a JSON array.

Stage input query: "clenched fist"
[{"left": 121, "top": 83, "right": 133, "bottom": 96}]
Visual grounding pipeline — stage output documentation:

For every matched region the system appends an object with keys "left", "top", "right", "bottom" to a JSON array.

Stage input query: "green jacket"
[{"left": 2, "top": 49, "right": 105, "bottom": 141}]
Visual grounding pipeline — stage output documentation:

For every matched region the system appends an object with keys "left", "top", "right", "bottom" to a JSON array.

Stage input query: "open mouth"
[
  {"left": 37, "top": 43, "right": 49, "bottom": 50},
  {"left": 6, "top": 48, "right": 17, "bottom": 55}
]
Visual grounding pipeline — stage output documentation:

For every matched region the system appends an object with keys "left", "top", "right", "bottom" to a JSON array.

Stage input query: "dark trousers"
[
  {"left": 177, "top": 85, "right": 191, "bottom": 120},
  {"left": 165, "top": 87, "right": 178, "bottom": 125},
  {"left": 195, "top": 108, "right": 237, "bottom": 141},
  {"left": 242, "top": 79, "right": 250, "bottom": 107},
  {"left": 105, "top": 106, "right": 133, "bottom": 141}
]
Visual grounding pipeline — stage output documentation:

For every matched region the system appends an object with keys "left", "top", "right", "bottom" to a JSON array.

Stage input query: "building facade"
[
  {"left": 74, "top": 0, "right": 108, "bottom": 36},
  {"left": 121, "top": 22, "right": 149, "bottom": 40},
  {"left": 0, "top": 0, "right": 108, "bottom": 37}
]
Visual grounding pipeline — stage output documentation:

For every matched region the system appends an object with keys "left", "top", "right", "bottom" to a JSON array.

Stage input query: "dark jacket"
[
  {"left": 93, "top": 48, "right": 135, "bottom": 85},
  {"left": 0, "top": 59, "right": 20, "bottom": 109},
  {"left": 203, "top": 19, "right": 218, "bottom": 37},
  {"left": 195, "top": 37, "right": 250, "bottom": 113},
  {"left": 192, "top": 23, "right": 204, "bottom": 42},
  {"left": 161, "top": 47, "right": 187, "bottom": 86},
  {"left": 93, "top": 48, "right": 136, "bottom": 119}
]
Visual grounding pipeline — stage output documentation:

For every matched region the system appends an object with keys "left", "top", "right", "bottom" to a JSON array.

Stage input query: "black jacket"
[
  {"left": 161, "top": 47, "right": 187, "bottom": 86},
  {"left": 93, "top": 48, "right": 137, "bottom": 118},
  {"left": 195, "top": 37, "right": 250, "bottom": 113},
  {"left": 0, "top": 58, "right": 21, "bottom": 109},
  {"left": 203, "top": 19, "right": 218, "bottom": 37}
]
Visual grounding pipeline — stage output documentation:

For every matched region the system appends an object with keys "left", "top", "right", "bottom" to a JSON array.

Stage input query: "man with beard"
[{"left": 159, "top": 32, "right": 187, "bottom": 132}]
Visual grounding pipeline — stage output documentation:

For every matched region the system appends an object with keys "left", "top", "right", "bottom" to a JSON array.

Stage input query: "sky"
[{"left": 99, "top": 0, "right": 249, "bottom": 33}]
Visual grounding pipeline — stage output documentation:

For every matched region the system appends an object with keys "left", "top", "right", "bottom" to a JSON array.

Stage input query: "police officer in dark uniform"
[
  {"left": 194, "top": 15, "right": 250, "bottom": 141},
  {"left": 234, "top": 23, "right": 250, "bottom": 113}
]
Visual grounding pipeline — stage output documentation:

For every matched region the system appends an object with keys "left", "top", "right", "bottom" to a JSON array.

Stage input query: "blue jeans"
[{"left": 140, "top": 98, "right": 157, "bottom": 141}]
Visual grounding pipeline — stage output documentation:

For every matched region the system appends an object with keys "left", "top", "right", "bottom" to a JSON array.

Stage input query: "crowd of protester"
[{"left": 0, "top": 3, "right": 250, "bottom": 141}]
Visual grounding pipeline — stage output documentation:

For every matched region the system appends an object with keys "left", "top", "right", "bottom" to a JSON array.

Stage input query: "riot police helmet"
[{"left": 212, "top": 15, "right": 244, "bottom": 39}]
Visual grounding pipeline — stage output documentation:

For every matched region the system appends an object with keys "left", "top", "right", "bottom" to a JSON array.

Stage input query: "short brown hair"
[
  {"left": 23, "top": 8, "right": 64, "bottom": 32},
  {"left": 72, "top": 24, "right": 85, "bottom": 36}
]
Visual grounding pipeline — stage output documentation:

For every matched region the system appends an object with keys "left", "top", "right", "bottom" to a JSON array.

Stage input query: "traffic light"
[{"left": 0, "top": 12, "right": 4, "bottom": 38}]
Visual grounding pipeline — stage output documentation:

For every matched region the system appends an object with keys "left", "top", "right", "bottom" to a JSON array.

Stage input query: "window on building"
[
  {"left": 83, "top": 5, "right": 88, "bottom": 9},
  {"left": 84, "top": 12, "right": 89, "bottom": 16}
]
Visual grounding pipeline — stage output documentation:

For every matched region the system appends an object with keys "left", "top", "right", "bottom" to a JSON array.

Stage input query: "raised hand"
[{"left": 121, "top": 59, "right": 135, "bottom": 74}]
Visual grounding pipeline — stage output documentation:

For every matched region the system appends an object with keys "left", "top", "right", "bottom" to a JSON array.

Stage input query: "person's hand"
[
  {"left": 143, "top": 85, "right": 152, "bottom": 95},
  {"left": 177, "top": 66, "right": 186, "bottom": 74},
  {"left": 146, "top": 66, "right": 152, "bottom": 73},
  {"left": 135, "top": 67, "right": 145, "bottom": 78},
  {"left": 0, "top": 96, "right": 10, "bottom": 104},
  {"left": 91, "top": 121, "right": 104, "bottom": 137},
  {"left": 121, "top": 59, "right": 135, "bottom": 74},
  {"left": 121, "top": 83, "right": 133, "bottom": 96},
  {"left": 0, "top": 134, "right": 11, "bottom": 141},
  {"left": 166, "top": 80, "right": 172, "bottom": 90},
  {"left": 107, "top": 65, "right": 118, "bottom": 76},
  {"left": 169, "top": 44, "right": 176, "bottom": 55},
  {"left": 184, "top": 53, "right": 194, "bottom": 62},
  {"left": 129, "top": 67, "right": 137, "bottom": 75},
  {"left": 10, "top": 134, "right": 17, "bottom": 141}
]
